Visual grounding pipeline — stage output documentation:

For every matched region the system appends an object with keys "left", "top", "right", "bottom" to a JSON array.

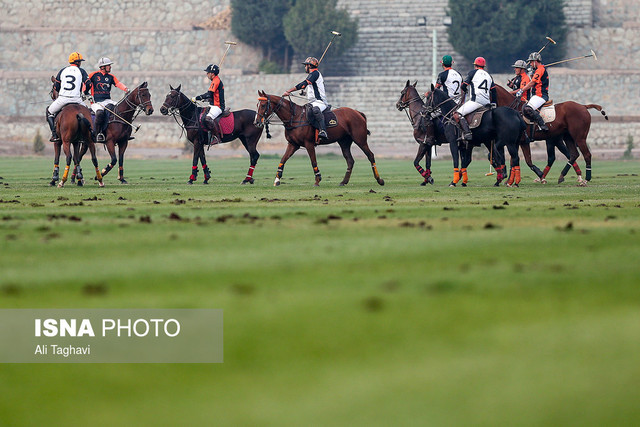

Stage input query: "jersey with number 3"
[
  {"left": 463, "top": 69, "right": 493, "bottom": 105},
  {"left": 56, "top": 65, "right": 90, "bottom": 98}
]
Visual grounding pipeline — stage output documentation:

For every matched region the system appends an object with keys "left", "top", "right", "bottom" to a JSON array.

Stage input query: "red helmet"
[{"left": 473, "top": 57, "right": 486, "bottom": 67}]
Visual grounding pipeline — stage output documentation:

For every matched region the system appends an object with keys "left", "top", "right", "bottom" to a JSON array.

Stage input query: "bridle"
[
  {"left": 256, "top": 95, "right": 309, "bottom": 130},
  {"left": 162, "top": 90, "right": 199, "bottom": 135}
]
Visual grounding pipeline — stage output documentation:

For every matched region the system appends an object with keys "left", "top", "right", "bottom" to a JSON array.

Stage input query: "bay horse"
[
  {"left": 398, "top": 82, "right": 524, "bottom": 186},
  {"left": 396, "top": 81, "right": 462, "bottom": 186},
  {"left": 493, "top": 84, "right": 608, "bottom": 185},
  {"left": 49, "top": 76, "right": 104, "bottom": 188},
  {"left": 97, "top": 82, "right": 154, "bottom": 184},
  {"left": 254, "top": 90, "right": 384, "bottom": 187},
  {"left": 159, "top": 85, "right": 263, "bottom": 184}
]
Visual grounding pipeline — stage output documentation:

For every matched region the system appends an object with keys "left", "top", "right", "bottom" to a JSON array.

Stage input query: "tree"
[
  {"left": 230, "top": 0, "right": 292, "bottom": 67},
  {"left": 283, "top": 0, "right": 357, "bottom": 61},
  {"left": 447, "top": 0, "right": 567, "bottom": 72}
]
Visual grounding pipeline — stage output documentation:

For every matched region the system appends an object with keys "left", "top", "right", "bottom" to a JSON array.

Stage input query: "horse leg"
[
  {"left": 101, "top": 141, "right": 117, "bottom": 178},
  {"left": 274, "top": 143, "right": 299, "bottom": 186},
  {"left": 414, "top": 144, "right": 432, "bottom": 185},
  {"left": 353, "top": 134, "right": 384, "bottom": 186},
  {"left": 506, "top": 141, "right": 521, "bottom": 187},
  {"left": 88, "top": 142, "right": 104, "bottom": 187},
  {"left": 188, "top": 138, "right": 201, "bottom": 184},
  {"left": 57, "top": 142, "right": 72, "bottom": 188},
  {"left": 303, "top": 141, "right": 323, "bottom": 186},
  {"left": 337, "top": 138, "right": 355, "bottom": 186},
  {"left": 449, "top": 141, "right": 461, "bottom": 187},
  {"left": 74, "top": 143, "right": 85, "bottom": 187},
  {"left": 521, "top": 142, "right": 543, "bottom": 180},
  {"left": 563, "top": 134, "right": 587, "bottom": 186},
  {"left": 241, "top": 136, "right": 260, "bottom": 184},
  {"left": 558, "top": 134, "right": 581, "bottom": 185},
  {"left": 199, "top": 146, "right": 210, "bottom": 185},
  {"left": 50, "top": 141, "right": 62, "bottom": 186},
  {"left": 118, "top": 141, "right": 129, "bottom": 184}
]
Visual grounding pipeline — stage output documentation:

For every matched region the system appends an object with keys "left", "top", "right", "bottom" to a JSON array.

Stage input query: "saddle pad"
[
  {"left": 523, "top": 105, "right": 556, "bottom": 125},
  {"left": 323, "top": 110, "right": 338, "bottom": 128},
  {"left": 219, "top": 113, "right": 235, "bottom": 135},
  {"left": 465, "top": 106, "right": 490, "bottom": 129}
]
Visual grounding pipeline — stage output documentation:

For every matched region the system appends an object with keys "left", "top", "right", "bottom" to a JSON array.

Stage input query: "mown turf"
[{"left": 1, "top": 156, "right": 639, "bottom": 426}]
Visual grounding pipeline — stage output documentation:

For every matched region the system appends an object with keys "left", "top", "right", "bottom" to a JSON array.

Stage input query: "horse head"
[
  {"left": 50, "top": 76, "right": 59, "bottom": 100},
  {"left": 254, "top": 90, "right": 274, "bottom": 128},
  {"left": 160, "top": 84, "right": 186, "bottom": 115},
  {"left": 129, "top": 81, "right": 153, "bottom": 116},
  {"left": 396, "top": 80, "right": 421, "bottom": 111}
]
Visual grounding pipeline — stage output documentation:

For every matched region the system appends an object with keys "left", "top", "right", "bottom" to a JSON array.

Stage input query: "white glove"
[{"left": 515, "top": 90, "right": 523, "bottom": 98}]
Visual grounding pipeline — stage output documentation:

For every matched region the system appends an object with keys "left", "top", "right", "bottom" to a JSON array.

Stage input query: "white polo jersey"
[
  {"left": 436, "top": 68, "right": 462, "bottom": 98},
  {"left": 57, "top": 65, "right": 89, "bottom": 98},
  {"left": 463, "top": 69, "right": 493, "bottom": 105}
]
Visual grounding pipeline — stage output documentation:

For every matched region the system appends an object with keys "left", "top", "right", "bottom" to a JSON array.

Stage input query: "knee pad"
[{"left": 522, "top": 105, "right": 534, "bottom": 116}]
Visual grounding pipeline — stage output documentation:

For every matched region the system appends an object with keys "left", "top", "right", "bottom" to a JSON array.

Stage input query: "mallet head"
[
  {"left": 591, "top": 49, "right": 598, "bottom": 61},
  {"left": 331, "top": 31, "right": 342, "bottom": 36},
  {"left": 546, "top": 36, "right": 557, "bottom": 45}
]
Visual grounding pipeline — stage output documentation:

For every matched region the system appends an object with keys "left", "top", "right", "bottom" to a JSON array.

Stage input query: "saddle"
[
  {"left": 522, "top": 103, "right": 556, "bottom": 125},
  {"left": 305, "top": 105, "right": 338, "bottom": 129},
  {"left": 464, "top": 105, "right": 492, "bottom": 129}
]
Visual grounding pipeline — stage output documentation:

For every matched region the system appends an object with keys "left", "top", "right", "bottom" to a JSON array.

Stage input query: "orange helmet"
[
  {"left": 473, "top": 57, "right": 486, "bottom": 67},
  {"left": 68, "top": 52, "right": 85, "bottom": 64},
  {"left": 302, "top": 57, "right": 319, "bottom": 68}
]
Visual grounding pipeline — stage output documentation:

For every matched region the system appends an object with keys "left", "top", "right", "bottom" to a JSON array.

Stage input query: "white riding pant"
[
  {"left": 48, "top": 96, "right": 83, "bottom": 115},
  {"left": 206, "top": 105, "right": 222, "bottom": 120},
  {"left": 91, "top": 99, "right": 116, "bottom": 114},
  {"left": 526, "top": 95, "right": 546, "bottom": 110},
  {"left": 310, "top": 100, "right": 327, "bottom": 113},
  {"left": 457, "top": 100, "right": 483, "bottom": 117}
]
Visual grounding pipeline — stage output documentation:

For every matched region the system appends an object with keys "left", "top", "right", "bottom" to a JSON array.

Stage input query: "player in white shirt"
[
  {"left": 434, "top": 55, "right": 462, "bottom": 99},
  {"left": 454, "top": 57, "right": 494, "bottom": 141},
  {"left": 46, "top": 52, "right": 92, "bottom": 141}
]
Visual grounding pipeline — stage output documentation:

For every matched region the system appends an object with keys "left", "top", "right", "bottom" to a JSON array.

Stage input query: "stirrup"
[
  {"left": 96, "top": 133, "right": 105, "bottom": 142},
  {"left": 318, "top": 130, "right": 328, "bottom": 140},
  {"left": 50, "top": 134, "right": 60, "bottom": 142}
]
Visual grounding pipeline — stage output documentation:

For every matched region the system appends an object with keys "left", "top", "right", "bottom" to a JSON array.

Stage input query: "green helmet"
[{"left": 441, "top": 55, "right": 453, "bottom": 67}]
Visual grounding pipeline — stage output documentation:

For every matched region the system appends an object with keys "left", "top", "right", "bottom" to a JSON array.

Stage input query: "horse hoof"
[
  {"left": 533, "top": 177, "right": 541, "bottom": 183},
  {"left": 99, "top": 182, "right": 105, "bottom": 188},
  {"left": 494, "top": 182, "right": 501, "bottom": 187},
  {"left": 541, "top": 179, "right": 547, "bottom": 184},
  {"left": 203, "top": 180, "right": 209, "bottom": 185},
  {"left": 119, "top": 179, "right": 128, "bottom": 185},
  {"left": 339, "top": 182, "right": 346, "bottom": 186},
  {"left": 378, "top": 179, "right": 385, "bottom": 186},
  {"left": 558, "top": 176, "right": 565, "bottom": 184},
  {"left": 57, "top": 182, "right": 64, "bottom": 188},
  {"left": 49, "top": 180, "right": 57, "bottom": 187},
  {"left": 449, "top": 182, "right": 456, "bottom": 187},
  {"left": 461, "top": 183, "right": 467, "bottom": 187},
  {"left": 420, "top": 181, "right": 427, "bottom": 186},
  {"left": 242, "top": 178, "right": 254, "bottom": 185}
]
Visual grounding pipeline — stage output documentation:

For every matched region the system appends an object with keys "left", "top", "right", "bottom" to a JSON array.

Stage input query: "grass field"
[{"left": 1, "top": 155, "right": 639, "bottom": 426}]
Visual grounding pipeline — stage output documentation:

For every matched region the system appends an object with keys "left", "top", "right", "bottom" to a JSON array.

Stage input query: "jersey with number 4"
[
  {"left": 463, "top": 69, "right": 493, "bottom": 105},
  {"left": 55, "top": 65, "right": 90, "bottom": 98},
  {"left": 436, "top": 68, "right": 462, "bottom": 98}
]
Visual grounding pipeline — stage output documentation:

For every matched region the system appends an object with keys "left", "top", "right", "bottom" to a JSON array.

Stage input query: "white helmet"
[{"left": 97, "top": 57, "right": 114, "bottom": 68}]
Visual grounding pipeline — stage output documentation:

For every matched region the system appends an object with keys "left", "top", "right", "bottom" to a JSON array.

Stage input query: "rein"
[
  {"left": 162, "top": 91, "right": 201, "bottom": 138},
  {"left": 105, "top": 84, "right": 151, "bottom": 131},
  {"left": 258, "top": 95, "right": 309, "bottom": 131}
]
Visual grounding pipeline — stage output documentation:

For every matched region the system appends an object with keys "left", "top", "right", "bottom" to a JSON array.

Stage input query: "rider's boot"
[
  {"left": 524, "top": 105, "right": 548, "bottom": 131},
  {"left": 95, "top": 110, "right": 106, "bottom": 142},
  {"left": 313, "top": 107, "right": 328, "bottom": 140},
  {"left": 458, "top": 116, "right": 473, "bottom": 141},
  {"left": 46, "top": 108, "right": 59, "bottom": 142},
  {"left": 205, "top": 116, "right": 221, "bottom": 144}
]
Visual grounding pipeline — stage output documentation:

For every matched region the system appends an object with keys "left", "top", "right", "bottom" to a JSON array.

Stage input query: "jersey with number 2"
[
  {"left": 56, "top": 66, "right": 89, "bottom": 98},
  {"left": 464, "top": 69, "right": 492, "bottom": 105}
]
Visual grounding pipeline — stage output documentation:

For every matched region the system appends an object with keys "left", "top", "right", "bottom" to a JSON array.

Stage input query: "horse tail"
[
  {"left": 76, "top": 113, "right": 93, "bottom": 139},
  {"left": 585, "top": 104, "right": 609, "bottom": 121},
  {"left": 357, "top": 110, "right": 371, "bottom": 135}
]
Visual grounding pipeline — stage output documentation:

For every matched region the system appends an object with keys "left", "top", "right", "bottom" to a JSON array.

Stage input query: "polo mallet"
[
  {"left": 318, "top": 31, "right": 342, "bottom": 66},
  {"left": 485, "top": 141, "right": 495, "bottom": 176},
  {"left": 537, "top": 36, "right": 557, "bottom": 54},
  {"left": 544, "top": 50, "right": 597, "bottom": 67},
  {"left": 218, "top": 41, "right": 237, "bottom": 68},
  {"left": 300, "top": 31, "right": 341, "bottom": 95}
]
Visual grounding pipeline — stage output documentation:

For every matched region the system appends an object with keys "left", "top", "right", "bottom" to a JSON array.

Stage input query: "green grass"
[{"left": 1, "top": 156, "right": 640, "bottom": 426}]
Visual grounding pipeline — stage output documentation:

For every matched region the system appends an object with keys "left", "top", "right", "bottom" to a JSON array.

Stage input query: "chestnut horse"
[
  {"left": 254, "top": 91, "right": 384, "bottom": 187},
  {"left": 493, "top": 84, "right": 608, "bottom": 185},
  {"left": 160, "top": 85, "right": 263, "bottom": 184},
  {"left": 49, "top": 77, "right": 103, "bottom": 188},
  {"left": 98, "top": 82, "right": 153, "bottom": 183}
]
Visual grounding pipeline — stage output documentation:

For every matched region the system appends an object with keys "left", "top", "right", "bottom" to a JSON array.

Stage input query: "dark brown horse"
[
  {"left": 98, "top": 82, "right": 153, "bottom": 184},
  {"left": 159, "top": 85, "right": 263, "bottom": 184},
  {"left": 49, "top": 77, "right": 103, "bottom": 187},
  {"left": 254, "top": 91, "right": 384, "bottom": 186},
  {"left": 493, "top": 84, "right": 608, "bottom": 185}
]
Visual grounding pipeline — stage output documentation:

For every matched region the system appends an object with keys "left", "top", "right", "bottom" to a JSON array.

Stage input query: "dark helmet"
[{"left": 204, "top": 64, "right": 219, "bottom": 75}]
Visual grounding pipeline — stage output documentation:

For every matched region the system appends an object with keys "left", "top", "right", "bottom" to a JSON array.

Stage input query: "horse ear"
[
  {"left": 176, "top": 84, "right": 181, "bottom": 92},
  {"left": 170, "top": 84, "right": 174, "bottom": 91},
  {"left": 405, "top": 80, "right": 410, "bottom": 87},
  {"left": 141, "top": 81, "right": 147, "bottom": 88},
  {"left": 431, "top": 83, "right": 435, "bottom": 91},
  {"left": 413, "top": 81, "right": 418, "bottom": 87}
]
